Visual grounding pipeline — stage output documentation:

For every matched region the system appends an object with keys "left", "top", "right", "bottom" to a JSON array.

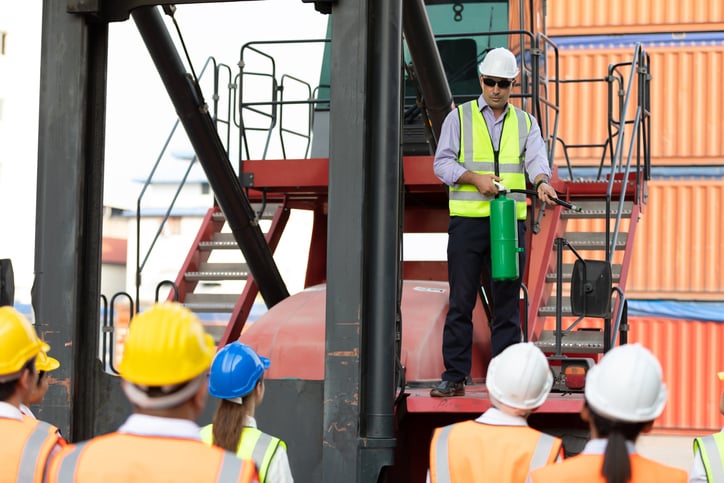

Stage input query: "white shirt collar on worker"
[
  {"left": 475, "top": 406, "right": 528, "bottom": 426},
  {"left": 117, "top": 413, "right": 202, "bottom": 440},
  {"left": 0, "top": 401, "right": 24, "bottom": 421},
  {"left": 582, "top": 438, "right": 637, "bottom": 455},
  {"left": 245, "top": 415, "right": 258, "bottom": 428}
]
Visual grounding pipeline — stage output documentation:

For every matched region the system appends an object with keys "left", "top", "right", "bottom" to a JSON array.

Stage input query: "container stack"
[{"left": 546, "top": 0, "right": 724, "bottom": 433}]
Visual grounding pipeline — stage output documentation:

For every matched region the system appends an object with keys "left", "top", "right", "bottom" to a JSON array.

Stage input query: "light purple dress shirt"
[{"left": 433, "top": 95, "right": 551, "bottom": 187}]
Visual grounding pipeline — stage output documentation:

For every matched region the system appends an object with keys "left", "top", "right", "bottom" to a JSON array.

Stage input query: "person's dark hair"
[
  {"left": 211, "top": 378, "right": 261, "bottom": 452},
  {"left": 36, "top": 371, "right": 47, "bottom": 387},
  {"left": 587, "top": 403, "right": 650, "bottom": 483},
  {"left": 0, "top": 357, "right": 37, "bottom": 401}
]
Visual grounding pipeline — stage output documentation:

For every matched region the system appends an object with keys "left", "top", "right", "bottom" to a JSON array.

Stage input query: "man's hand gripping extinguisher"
[{"left": 490, "top": 181, "right": 580, "bottom": 281}]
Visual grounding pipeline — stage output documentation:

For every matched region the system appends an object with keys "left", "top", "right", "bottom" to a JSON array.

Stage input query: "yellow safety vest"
[
  {"left": 693, "top": 432, "right": 724, "bottom": 483},
  {"left": 449, "top": 100, "right": 531, "bottom": 220},
  {"left": 201, "top": 423, "right": 286, "bottom": 483}
]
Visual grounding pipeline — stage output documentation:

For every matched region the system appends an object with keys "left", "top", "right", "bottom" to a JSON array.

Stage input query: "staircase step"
[
  {"left": 185, "top": 262, "right": 249, "bottom": 281},
  {"left": 538, "top": 296, "right": 574, "bottom": 317},
  {"left": 184, "top": 293, "right": 239, "bottom": 312},
  {"left": 546, "top": 263, "right": 621, "bottom": 283},
  {"left": 535, "top": 329, "right": 605, "bottom": 354},
  {"left": 556, "top": 232, "right": 627, "bottom": 251},
  {"left": 562, "top": 200, "right": 633, "bottom": 219},
  {"left": 211, "top": 204, "right": 281, "bottom": 223},
  {"left": 199, "top": 233, "right": 239, "bottom": 251}
]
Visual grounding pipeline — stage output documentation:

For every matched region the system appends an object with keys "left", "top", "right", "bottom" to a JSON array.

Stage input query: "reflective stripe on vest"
[
  {"left": 19, "top": 420, "right": 57, "bottom": 482},
  {"left": 525, "top": 433, "right": 556, "bottom": 483},
  {"left": 201, "top": 423, "right": 285, "bottom": 483},
  {"left": 450, "top": 100, "right": 531, "bottom": 219},
  {"left": 694, "top": 433, "right": 724, "bottom": 483},
  {"left": 432, "top": 423, "right": 556, "bottom": 483},
  {"left": 56, "top": 441, "right": 86, "bottom": 482},
  {"left": 432, "top": 424, "right": 454, "bottom": 483}
]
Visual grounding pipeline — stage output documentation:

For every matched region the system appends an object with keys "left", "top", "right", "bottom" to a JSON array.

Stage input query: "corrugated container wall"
[
  {"left": 564, "top": 181, "right": 724, "bottom": 299},
  {"left": 547, "top": 0, "right": 724, "bottom": 36},
  {"left": 541, "top": 317, "right": 724, "bottom": 432},
  {"left": 630, "top": 317, "right": 724, "bottom": 432},
  {"left": 550, "top": 44, "right": 724, "bottom": 167}
]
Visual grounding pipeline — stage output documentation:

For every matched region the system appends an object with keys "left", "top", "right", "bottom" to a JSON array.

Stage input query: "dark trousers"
[{"left": 442, "top": 216, "right": 526, "bottom": 382}]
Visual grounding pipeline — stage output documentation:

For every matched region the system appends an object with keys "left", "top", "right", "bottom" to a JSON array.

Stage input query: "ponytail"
[{"left": 588, "top": 405, "right": 649, "bottom": 483}]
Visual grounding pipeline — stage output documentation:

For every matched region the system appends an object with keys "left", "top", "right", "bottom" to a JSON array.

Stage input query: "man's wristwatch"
[{"left": 535, "top": 178, "right": 549, "bottom": 191}]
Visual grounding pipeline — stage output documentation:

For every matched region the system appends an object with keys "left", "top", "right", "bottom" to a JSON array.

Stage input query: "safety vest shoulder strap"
[
  {"left": 694, "top": 432, "right": 724, "bottom": 483},
  {"left": 431, "top": 424, "right": 455, "bottom": 483},
  {"left": 238, "top": 427, "right": 285, "bottom": 482}
]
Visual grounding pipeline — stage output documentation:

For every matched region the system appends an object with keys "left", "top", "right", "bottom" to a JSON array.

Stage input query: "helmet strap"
[{"left": 122, "top": 373, "right": 205, "bottom": 410}]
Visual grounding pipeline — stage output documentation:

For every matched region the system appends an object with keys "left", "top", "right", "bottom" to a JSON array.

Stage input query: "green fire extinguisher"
[{"left": 490, "top": 182, "right": 523, "bottom": 281}]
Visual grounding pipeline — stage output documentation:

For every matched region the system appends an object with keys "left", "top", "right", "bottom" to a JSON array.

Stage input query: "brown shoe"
[{"left": 430, "top": 380, "right": 465, "bottom": 397}]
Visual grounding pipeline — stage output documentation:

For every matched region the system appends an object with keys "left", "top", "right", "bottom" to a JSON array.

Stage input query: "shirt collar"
[
  {"left": 477, "top": 94, "right": 510, "bottom": 116},
  {"left": 117, "top": 413, "right": 202, "bottom": 440},
  {"left": 475, "top": 406, "right": 529, "bottom": 426},
  {"left": 582, "top": 438, "right": 638, "bottom": 455},
  {"left": 0, "top": 401, "right": 24, "bottom": 421}
]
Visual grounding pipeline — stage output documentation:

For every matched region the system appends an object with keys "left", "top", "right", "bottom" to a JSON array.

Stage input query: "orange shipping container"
[
  {"left": 629, "top": 317, "right": 724, "bottom": 433},
  {"left": 549, "top": 43, "right": 724, "bottom": 166},
  {"left": 547, "top": 0, "right": 724, "bottom": 36},
  {"left": 540, "top": 317, "right": 724, "bottom": 432},
  {"left": 564, "top": 181, "right": 724, "bottom": 299}
]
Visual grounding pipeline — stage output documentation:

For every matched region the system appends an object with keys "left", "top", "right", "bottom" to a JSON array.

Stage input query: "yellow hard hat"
[
  {"left": 118, "top": 302, "right": 215, "bottom": 386},
  {"left": 37, "top": 342, "right": 60, "bottom": 372},
  {"left": 0, "top": 306, "right": 44, "bottom": 378}
]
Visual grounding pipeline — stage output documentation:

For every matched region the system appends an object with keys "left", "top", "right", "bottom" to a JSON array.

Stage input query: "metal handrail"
[{"left": 134, "top": 56, "right": 233, "bottom": 311}]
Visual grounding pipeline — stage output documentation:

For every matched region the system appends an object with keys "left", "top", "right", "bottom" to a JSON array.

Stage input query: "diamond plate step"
[
  {"left": 555, "top": 232, "right": 627, "bottom": 251},
  {"left": 185, "top": 263, "right": 248, "bottom": 281},
  {"left": 184, "top": 293, "right": 238, "bottom": 312},
  {"left": 562, "top": 200, "right": 633, "bottom": 219},
  {"left": 546, "top": 263, "right": 621, "bottom": 283},
  {"left": 199, "top": 233, "right": 239, "bottom": 251},
  {"left": 534, "top": 329, "right": 605, "bottom": 354}
]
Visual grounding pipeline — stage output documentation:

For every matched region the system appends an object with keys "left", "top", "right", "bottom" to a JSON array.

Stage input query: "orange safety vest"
[
  {"left": 46, "top": 432, "right": 259, "bottom": 483},
  {"left": 430, "top": 420, "right": 562, "bottom": 483},
  {"left": 530, "top": 453, "right": 689, "bottom": 483},
  {"left": 0, "top": 417, "right": 64, "bottom": 483}
]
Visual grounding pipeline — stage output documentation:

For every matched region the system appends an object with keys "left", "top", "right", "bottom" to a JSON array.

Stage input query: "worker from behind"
[
  {"left": 428, "top": 342, "right": 562, "bottom": 482},
  {"left": 431, "top": 47, "right": 559, "bottom": 397},
  {"left": 46, "top": 302, "right": 259, "bottom": 483},
  {"left": 201, "top": 341, "right": 294, "bottom": 483},
  {"left": 530, "top": 343, "right": 688, "bottom": 483},
  {"left": 20, "top": 342, "right": 59, "bottom": 419},
  {"left": 689, "top": 370, "right": 724, "bottom": 482},
  {"left": 0, "top": 306, "right": 65, "bottom": 483}
]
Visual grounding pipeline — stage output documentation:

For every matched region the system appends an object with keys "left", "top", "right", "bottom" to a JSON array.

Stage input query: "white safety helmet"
[
  {"left": 585, "top": 343, "right": 667, "bottom": 423},
  {"left": 486, "top": 342, "right": 553, "bottom": 410},
  {"left": 478, "top": 47, "right": 519, "bottom": 79}
]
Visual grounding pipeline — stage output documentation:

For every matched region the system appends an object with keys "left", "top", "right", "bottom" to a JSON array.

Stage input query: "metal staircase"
[
  {"left": 170, "top": 202, "right": 289, "bottom": 343},
  {"left": 527, "top": 43, "right": 651, "bottom": 360}
]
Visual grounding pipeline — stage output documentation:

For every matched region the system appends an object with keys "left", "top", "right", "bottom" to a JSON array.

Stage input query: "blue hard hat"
[{"left": 208, "top": 341, "right": 271, "bottom": 399}]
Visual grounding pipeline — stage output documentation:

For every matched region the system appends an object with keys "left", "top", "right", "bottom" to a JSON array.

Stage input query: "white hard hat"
[
  {"left": 585, "top": 343, "right": 667, "bottom": 423},
  {"left": 486, "top": 342, "right": 553, "bottom": 410},
  {"left": 478, "top": 47, "right": 519, "bottom": 78}
]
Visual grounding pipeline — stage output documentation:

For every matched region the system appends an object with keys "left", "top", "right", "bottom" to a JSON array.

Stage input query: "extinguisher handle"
[{"left": 493, "top": 181, "right": 507, "bottom": 193}]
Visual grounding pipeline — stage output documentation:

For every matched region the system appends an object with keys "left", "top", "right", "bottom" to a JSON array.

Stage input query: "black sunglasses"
[{"left": 482, "top": 77, "right": 513, "bottom": 89}]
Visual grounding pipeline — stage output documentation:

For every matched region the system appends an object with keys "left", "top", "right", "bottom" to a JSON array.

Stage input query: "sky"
[{"left": 0, "top": 1, "right": 329, "bottom": 302}]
